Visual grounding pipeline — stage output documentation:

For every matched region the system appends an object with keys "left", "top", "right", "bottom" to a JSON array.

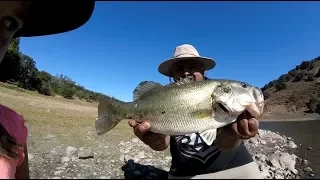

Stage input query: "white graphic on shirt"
[{"left": 175, "top": 132, "right": 219, "bottom": 164}]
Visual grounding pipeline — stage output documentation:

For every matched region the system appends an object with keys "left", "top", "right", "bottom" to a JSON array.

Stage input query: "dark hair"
[{"left": 0, "top": 124, "right": 24, "bottom": 159}]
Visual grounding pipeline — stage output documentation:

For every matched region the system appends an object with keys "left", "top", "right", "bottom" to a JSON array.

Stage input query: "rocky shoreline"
[{"left": 28, "top": 129, "right": 314, "bottom": 179}]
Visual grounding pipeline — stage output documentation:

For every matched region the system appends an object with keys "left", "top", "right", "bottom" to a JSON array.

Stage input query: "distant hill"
[
  {"left": 261, "top": 56, "right": 320, "bottom": 120},
  {"left": 0, "top": 38, "right": 122, "bottom": 104}
]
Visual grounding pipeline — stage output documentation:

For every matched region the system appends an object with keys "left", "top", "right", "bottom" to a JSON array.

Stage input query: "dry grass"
[{"left": 0, "top": 82, "right": 135, "bottom": 150}]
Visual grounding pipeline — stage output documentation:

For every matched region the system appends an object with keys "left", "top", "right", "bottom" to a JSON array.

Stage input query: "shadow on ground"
[{"left": 121, "top": 159, "right": 169, "bottom": 179}]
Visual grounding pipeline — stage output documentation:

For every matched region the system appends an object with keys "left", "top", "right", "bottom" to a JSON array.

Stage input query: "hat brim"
[
  {"left": 14, "top": 0, "right": 95, "bottom": 38},
  {"left": 158, "top": 56, "right": 216, "bottom": 77}
]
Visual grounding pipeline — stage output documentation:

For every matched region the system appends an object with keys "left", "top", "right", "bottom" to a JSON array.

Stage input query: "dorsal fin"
[
  {"left": 133, "top": 81, "right": 163, "bottom": 101},
  {"left": 175, "top": 77, "right": 194, "bottom": 86}
]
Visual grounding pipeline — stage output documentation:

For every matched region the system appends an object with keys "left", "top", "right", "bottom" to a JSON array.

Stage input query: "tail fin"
[{"left": 95, "top": 97, "right": 126, "bottom": 135}]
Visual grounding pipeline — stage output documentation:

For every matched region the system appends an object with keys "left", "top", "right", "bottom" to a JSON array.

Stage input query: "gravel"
[{"left": 28, "top": 129, "right": 313, "bottom": 179}]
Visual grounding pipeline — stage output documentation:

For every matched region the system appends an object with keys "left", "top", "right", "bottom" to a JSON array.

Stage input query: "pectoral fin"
[{"left": 199, "top": 129, "right": 217, "bottom": 146}]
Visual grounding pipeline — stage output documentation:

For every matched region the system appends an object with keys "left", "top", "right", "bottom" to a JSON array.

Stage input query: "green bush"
[
  {"left": 60, "top": 84, "right": 76, "bottom": 99},
  {"left": 315, "top": 68, "right": 320, "bottom": 78},
  {"left": 308, "top": 97, "right": 320, "bottom": 113},
  {"left": 299, "top": 61, "right": 312, "bottom": 70},
  {"left": 293, "top": 72, "right": 306, "bottom": 82},
  {"left": 279, "top": 74, "right": 292, "bottom": 82},
  {"left": 304, "top": 73, "right": 314, "bottom": 82},
  {"left": 263, "top": 91, "right": 271, "bottom": 100},
  {"left": 275, "top": 81, "right": 287, "bottom": 91},
  {"left": 38, "top": 81, "right": 52, "bottom": 96}
]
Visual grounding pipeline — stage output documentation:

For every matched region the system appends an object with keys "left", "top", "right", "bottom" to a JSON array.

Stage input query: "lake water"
[{"left": 260, "top": 120, "right": 320, "bottom": 179}]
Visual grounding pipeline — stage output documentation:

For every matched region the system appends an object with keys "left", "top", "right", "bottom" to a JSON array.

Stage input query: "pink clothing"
[{"left": 0, "top": 105, "right": 28, "bottom": 179}]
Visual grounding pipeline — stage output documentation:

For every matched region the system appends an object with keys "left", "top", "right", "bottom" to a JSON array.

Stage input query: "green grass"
[{"left": 0, "top": 82, "right": 134, "bottom": 149}]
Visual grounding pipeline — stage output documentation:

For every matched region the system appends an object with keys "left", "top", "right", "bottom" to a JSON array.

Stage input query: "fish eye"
[{"left": 241, "top": 82, "right": 247, "bottom": 88}]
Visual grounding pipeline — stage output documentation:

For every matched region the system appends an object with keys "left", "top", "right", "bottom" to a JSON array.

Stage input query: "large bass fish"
[{"left": 95, "top": 79, "right": 264, "bottom": 146}]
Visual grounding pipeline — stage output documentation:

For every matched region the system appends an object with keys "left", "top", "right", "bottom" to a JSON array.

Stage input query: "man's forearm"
[
  {"left": 149, "top": 135, "right": 170, "bottom": 151},
  {"left": 215, "top": 128, "right": 242, "bottom": 152}
]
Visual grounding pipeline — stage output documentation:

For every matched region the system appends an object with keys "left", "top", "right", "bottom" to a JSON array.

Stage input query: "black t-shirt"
[{"left": 169, "top": 132, "right": 254, "bottom": 176}]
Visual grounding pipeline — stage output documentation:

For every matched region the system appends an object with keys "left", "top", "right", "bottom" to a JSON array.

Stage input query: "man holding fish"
[{"left": 96, "top": 44, "right": 263, "bottom": 178}]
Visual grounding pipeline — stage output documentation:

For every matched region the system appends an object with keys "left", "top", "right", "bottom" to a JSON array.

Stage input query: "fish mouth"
[{"left": 218, "top": 103, "right": 229, "bottom": 113}]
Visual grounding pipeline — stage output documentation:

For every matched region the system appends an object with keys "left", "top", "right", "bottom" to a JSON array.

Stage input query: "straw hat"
[{"left": 158, "top": 44, "right": 216, "bottom": 77}]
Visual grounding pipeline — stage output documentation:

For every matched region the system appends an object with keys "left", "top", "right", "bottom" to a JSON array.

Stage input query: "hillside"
[{"left": 261, "top": 56, "right": 320, "bottom": 120}]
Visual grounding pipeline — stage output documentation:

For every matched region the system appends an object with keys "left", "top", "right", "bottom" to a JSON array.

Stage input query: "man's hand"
[
  {"left": 215, "top": 110, "right": 259, "bottom": 152},
  {"left": 128, "top": 120, "right": 170, "bottom": 151},
  {"left": 229, "top": 110, "right": 259, "bottom": 140}
]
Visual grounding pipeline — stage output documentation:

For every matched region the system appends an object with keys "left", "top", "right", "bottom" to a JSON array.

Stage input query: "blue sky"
[{"left": 20, "top": 2, "right": 320, "bottom": 102}]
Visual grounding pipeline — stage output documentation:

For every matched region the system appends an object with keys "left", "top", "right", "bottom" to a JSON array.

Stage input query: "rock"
[
  {"left": 120, "top": 154, "right": 125, "bottom": 161},
  {"left": 45, "top": 134, "right": 56, "bottom": 139},
  {"left": 132, "top": 138, "right": 139, "bottom": 143},
  {"left": 268, "top": 158, "right": 282, "bottom": 169},
  {"left": 275, "top": 173, "right": 284, "bottom": 179},
  {"left": 309, "top": 173, "right": 315, "bottom": 177},
  {"left": 249, "top": 137, "right": 259, "bottom": 144},
  {"left": 255, "top": 153, "right": 266, "bottom": 162},
  {"left": 258, "top": 162, "right": 268, "bottom": 172},
  {"left": 28, "top": 153, "right": 34, "bottom": 160},
  {"left": 78, "top": 147, "right": 94, "bottom": 159},
  {"left": 308, "top": 147, "right": 313, "bottom": 150},
  {"left": 260, "top": 169, "right": 270, "bottom": 178},
  {"left": 278, "top": 153, "right": 296, "bottom": 171},
  {"left": 66, "top": 146, "right": 78, "bottom": 157},
  {"left": 303, "top": 167, "right": 312, "bottom": 172},
  {"left": 53, "top": 170, "right": 63, "bottom": 176},
  {"left": 124, "top": 155, "right": 133, "bottom": 162},
  {"left": 291, "top": 169, "right": 299, "bottom": 175},
  {"left": 61, "top": 157, "right": 70, "bottom": 163},
  {"left": 270, "top": 167, "right": 276, "bottom": 172},
  {"left": 303, "top": 159, "right": 309, "bottom": 165},
  {"left": 136, "top": 151, "right": 145, "bottom": 159},
  {"left": 268, "top": 152, "right": 296, "bottom": 171},
  {"left": 260, "top": 140, "right": 267, "bottom": 145},
  {"left": 287, "top": 140, "right": 298, "bottom": 148}
]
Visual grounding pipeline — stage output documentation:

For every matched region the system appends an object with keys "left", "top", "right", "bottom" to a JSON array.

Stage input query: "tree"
[
  {"left": 37, "top": 71, "right": 53, "bottom": 96},
  {"left": 8, "top": 38, "right": 20, "bottom": 53},
  {"left": 0, "top": 51, "right": 22, "bottom": 82},
  {"left": 18, "top": 54, "right": 40, "bottom": 90}
]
